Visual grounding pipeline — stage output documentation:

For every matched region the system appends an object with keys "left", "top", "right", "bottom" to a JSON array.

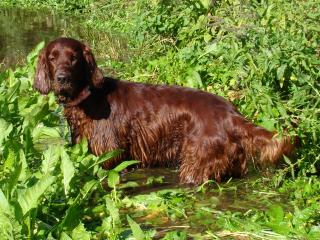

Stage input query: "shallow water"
[
  {"left": 0, "top": 7, "right": 71, "bottom": 69},
  {"left": 121, "top": 168, "right": 288, "bottom": 238},
  {"left": 0, "top": 7, "right": 128, "bottom": 71}
]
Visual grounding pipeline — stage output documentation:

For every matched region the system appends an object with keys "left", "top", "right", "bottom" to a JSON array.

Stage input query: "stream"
[{"left": 0, "top": 6, "right": 289, "bottom": 238}]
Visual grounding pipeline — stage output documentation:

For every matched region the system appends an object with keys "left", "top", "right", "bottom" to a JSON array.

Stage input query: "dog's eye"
[{"left": 49, "top": 56, "right": 55, "bottom": 62}]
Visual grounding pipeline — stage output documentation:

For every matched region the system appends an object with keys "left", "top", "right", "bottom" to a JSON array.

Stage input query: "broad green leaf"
[
  {"left": 266, "top": 205, "right": 284, "bottom": 224},
  {"left": 146, "top": 176, "right": 164, "bottom": 185},
  {"left": 71, "top": 223, "right": 91, "bottom": 240},
  {"left": 4, "top": 147, "right": 16, "bottom": 170},
  {"left": 6, "top": 80, "right": 20, "bottom": 102},
  {"left": 260, "top": 118, "right": 276, "bottom": 131},
  {"left": 203, "top": 32, "right": 212, "bottom": 43},
  {"left": 42, "top": 145, "right": 61, "bottom": 175},
  {"left": 7, "top": 161, "right": 22, "bottom": 198},
  {"left": 119, "top": 181, "right": 140, "bottom": 189},
  {"left": 105, "top": 197, "right": 120, "bottom": 222},
  {"left": 185, "top": 70, "right": 202, "bottom": 88},
  {"left": 18, "top": 174, "right": 56, "bottom": 216},
  {"left": 60, "top": 149, "right": 75, "bottom": 195},
  {"left": 21, "top": 102, "right": 50, "bottom": 129},
  {"left": 7, "top": 69, "right": 15, "bottom": 87},
  {"left": 59, "top": 180, "right": 97, "bottom": 231},
  {"left": 0, "top": 118, "right": 13, "bottom": 146},
  {"left": 97, "top": 167, "right": 109, "bottom": 182},
  {"left": 88, "top": 149, "right": 122, "bottom": 168},
  {"left": 59, "top": 204, "right": 82, "bottom": 232},
  {"left": 27, "top": 41, "right": 45, "bottom": 64},
  {"left": 82, "top": 180, "right": 98, "bottom": 197},
  {"left": 71, "top": 138, "right": 88, "bottom": 157},
  {"left": 113, "top": 160, "right": 140, "bottom": 172},
  {"left": 60, "top": 232, "right": 72, "bottom": 240},
  {"left": 127, "top": 215, "right": 145, "bottom": 240},
  {"left": 18, "top": 149, "right": 28, "bottom": 181},
  {"left": 32, "top": 126, "right": 61, "bottom": 143},
  {"left": 0, "top": 212, "right": 14, "bottom": 240},
  {"left": 108, "top": 170, "right": 120, "bottom": 188},
  {"left": 199, "top": 42, "right": 218, "bottom": 59},
  {"left": 199, "top": 0, "right": 211, "bottom": 9},
  {"left": 0, "top": 190, "right": 10, "bottom": 214},
  {"left": 78, "top": 138, "right": 88, "bottom": 154}
]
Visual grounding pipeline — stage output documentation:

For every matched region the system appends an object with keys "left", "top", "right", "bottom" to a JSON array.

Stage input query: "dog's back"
[
  {"left": 65, "top": 79, "right": 295, "bottom": 184},
  {"left": 34, "top": 38, "right": 296, "bottom": 185}
]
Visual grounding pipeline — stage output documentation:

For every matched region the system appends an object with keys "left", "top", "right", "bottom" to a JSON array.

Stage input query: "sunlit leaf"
[
  {"left": 18, "top": 149, "right": 28, "bottom": 181},
  {"left": 4, "top": 147, "right": 16, "bottom": 170},
  {"left": 127, "top": 215, "right": 145, "bottom": 240},
  {"left": 61, "top": 148, "right": 75, "bottom": 195},
  {"left": 41, "top": 145, "right": 61, "bottom": 175},
  {"left": 113, "top": 160, "right": 140, "bottom": 172},
  {"left": 71, "top": 223, "right": 91, "bottom": 240},
  {"left": 0, "top": 190, "right": 10, "bottom": 214},
  {"left": 0, "top": 212, "right": 14, "bottom": 240},
  {"left": 18, "top": 174, "right": 56, "bottom": 216},
  {"left": 59, "top": 180, "right": 98, "bottom": 232},
  {"left": 108, "top": 170, "right": 120, "bottom": 188},
  {"left": 6, "top": 80, "right": 20, "bottom": 102},
  {"left": 266, "top": 205, "right": 284, "bottom": 223},
  {"left": 185, "top": 69, "right": 202, "bottom": 88},
  {"left": 88, "top": 149, "right": 122, "bottom": 169},
  {"left": 6, "top": 153, "right": 22, "bottom": 198},
  {"left": 32, "top": 126, "right": 62, "bottom": 145},
  {"left": 0, "top": 118, "right": 13, "bottom": 146},
  {"left": 105, "top": 197, "right": 120, "bottom": 223},
  {"left": 60, "top": 232, "right": 72, "bottom": 240},
  {"left": 199, "top": 0, "right": 211, "bottom": 9},
  {"left": 27, "top": 41, "right": 45, "bottom": 64}
]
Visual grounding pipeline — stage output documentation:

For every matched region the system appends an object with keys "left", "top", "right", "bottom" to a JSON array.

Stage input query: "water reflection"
[
  {"left": 0, "top": 7, "right": 71, "bottom": 69},
  {"left": 0, "top": 7, "right": 129, "bottom": 73},
  {"left": 121, "top": 168, "right": 289, "bottom": 237}
]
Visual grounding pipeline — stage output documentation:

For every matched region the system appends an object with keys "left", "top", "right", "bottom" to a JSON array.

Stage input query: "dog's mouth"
[
  {"left": 57, "top": 94, "right": 68, "bottom": 103},
  {"left": 56, "top": 87, "right": 91, "bottom": 106},
  {"left": 56, "top": 89, "right": 73, "bottom": 103}
]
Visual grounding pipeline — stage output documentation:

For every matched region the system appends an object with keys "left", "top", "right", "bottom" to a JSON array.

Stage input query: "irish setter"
[{"left": 34, "top": 38, "right": 295, "bottom": 184}]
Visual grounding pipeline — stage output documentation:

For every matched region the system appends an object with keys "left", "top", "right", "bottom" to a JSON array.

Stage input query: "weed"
[{"left": 0, "top": 0, "right": 319, "bottom": 239}]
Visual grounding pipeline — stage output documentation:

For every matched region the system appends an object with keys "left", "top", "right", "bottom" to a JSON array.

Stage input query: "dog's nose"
[{"left": 57, "top": 74, "right": 69, "bottom": 83}]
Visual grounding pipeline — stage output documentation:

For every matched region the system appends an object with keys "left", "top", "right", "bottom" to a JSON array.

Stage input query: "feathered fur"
[{"left": 34, "top": 38, "right": 296, "bottom": 184}]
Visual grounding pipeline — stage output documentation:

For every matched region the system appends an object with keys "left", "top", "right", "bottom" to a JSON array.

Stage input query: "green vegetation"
[{"left": 0, "top": 0, "right": 319, "bottom": 239}]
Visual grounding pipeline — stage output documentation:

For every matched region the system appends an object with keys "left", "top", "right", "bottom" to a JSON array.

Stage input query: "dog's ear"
[
  {"left": 82, "top": 45, "right": 104, "bottom": 89},
  {"left": 34, "top": 48, "right": 51, "bottom": 94}
]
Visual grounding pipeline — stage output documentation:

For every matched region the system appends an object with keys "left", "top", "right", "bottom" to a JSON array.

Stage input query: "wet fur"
[{"left": 34, "top": 38, "right": 295, "bottom": 184}]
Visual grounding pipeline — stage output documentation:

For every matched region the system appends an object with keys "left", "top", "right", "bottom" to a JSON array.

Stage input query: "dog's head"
[{"left": 34, "top": 38, "right": 104, "bottom": 105}]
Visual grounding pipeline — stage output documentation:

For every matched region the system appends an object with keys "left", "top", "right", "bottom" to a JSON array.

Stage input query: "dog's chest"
[
  {"left": 64, "top": 107, "right": 94, "bottom": 144},
  {"left": 64, "top": 106, "right": 120, "bottom": 155}
]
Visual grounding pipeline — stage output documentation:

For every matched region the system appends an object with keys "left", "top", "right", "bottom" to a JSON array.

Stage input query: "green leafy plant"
[{"left": 0, "top": 0, "right": 319, "bottom": 239}]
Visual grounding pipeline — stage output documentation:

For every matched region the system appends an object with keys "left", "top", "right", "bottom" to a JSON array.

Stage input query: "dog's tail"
[{"left": 232, "top": 116, "right": 296, "bottom": 165}]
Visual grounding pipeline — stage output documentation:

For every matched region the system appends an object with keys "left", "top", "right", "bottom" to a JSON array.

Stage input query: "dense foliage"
[{"left": 0, "top": 0, "right": 319, "bottom": 239}]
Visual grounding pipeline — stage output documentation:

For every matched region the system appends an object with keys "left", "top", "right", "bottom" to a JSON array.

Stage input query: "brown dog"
[{"left": 34, "top": 37, "right": 295, "bottom": 184}]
